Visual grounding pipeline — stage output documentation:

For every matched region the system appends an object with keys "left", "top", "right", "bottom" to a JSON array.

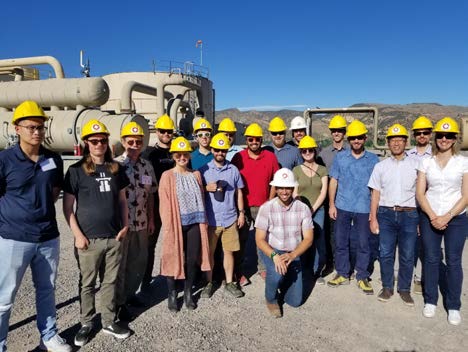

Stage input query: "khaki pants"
[
  {"left": 116, "top": 230, "right": 148, "bottom": 305},
  {"left": 76, "top": 238, "right": 122, "bottom": 326}
]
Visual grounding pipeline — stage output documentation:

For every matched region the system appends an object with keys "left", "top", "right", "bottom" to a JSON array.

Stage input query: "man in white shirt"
[{"left": 368, "top": 124, "right": 419, "bottom": 306}]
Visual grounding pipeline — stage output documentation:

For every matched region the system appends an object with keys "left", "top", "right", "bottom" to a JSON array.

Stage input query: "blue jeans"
[
  {"left": 378, "top": 207, "right": 418, "bottom": 291},
  {"left": 0, "top": 237, "right": 60, "bottom": 351},
  {"left": 335, "top": 208, "right": 370, "bottom": 280},
  {"left": 261, "top": 250, "right": 303, "bottom": 307},
  {"left": 312, "top": 207, "right": 327, "bottom": 276},
  {"left": 420, "top": 213, "right": 467, "bottom": 310}
]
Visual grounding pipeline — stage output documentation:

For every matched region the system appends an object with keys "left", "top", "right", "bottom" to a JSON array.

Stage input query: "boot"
[
  {"left": 167, "top": 277, "right": 178, "bottom": 312},
  {"left": 184, "top": 281, "right": 196, "bottom": 310}
]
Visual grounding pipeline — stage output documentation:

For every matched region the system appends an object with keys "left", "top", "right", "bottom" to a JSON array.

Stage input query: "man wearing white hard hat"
[
  {"left": 255, "top": 168, "right": 314, "bottom": 318},
  {"left": 287, "top": 116, "right": 308, "bottom": 147}
]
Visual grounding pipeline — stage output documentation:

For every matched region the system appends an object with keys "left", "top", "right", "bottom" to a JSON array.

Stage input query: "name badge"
[
  {"left": 141, "top": 175, "right": 152, "bottom": 185},
  {"left": 40, "top": 158, "right": 57, "bottom": 172}
]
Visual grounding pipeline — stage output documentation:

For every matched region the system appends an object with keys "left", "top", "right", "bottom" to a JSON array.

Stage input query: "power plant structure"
[{"left": 0, "top": 55, "right": 214, "bottom": 154}]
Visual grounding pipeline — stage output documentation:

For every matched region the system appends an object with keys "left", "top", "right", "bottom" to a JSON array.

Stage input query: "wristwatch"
[{"left": 270, "top": 251, "right": 278, "bottom": 260}]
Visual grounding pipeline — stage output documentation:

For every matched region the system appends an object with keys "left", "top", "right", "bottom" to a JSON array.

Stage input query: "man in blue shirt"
[
  {"left": 265, "top": 116, "right": 302, "bottom": 170},
  {"left": 190, "top": 118, "right": 214, "bottom": 170},
  {"left": 327, "top": 120, "right": 379, "bottom": 295},
  {"left": 199, "top": 133, "right": 245, "bottom": 298},
  {"left": 0, "top": 101, "right": 71, "bottom": 352}
]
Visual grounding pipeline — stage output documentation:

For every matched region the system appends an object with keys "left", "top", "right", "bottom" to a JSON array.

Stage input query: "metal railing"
[{"left": 155, "top": 60, "right": 209, "bottom": 79}]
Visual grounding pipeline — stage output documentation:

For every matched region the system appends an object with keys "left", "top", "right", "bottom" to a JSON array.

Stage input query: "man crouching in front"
[{"left": 255, "top": 168, "right": 314, "bottom": 318}]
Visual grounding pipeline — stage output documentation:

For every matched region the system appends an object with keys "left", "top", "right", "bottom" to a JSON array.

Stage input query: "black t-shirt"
[
  {"left": 142, "top": 145, "right": 174, "bottom": 183},
  {"left": 63, "top": 162, "right": 129, "bottom": 238}
]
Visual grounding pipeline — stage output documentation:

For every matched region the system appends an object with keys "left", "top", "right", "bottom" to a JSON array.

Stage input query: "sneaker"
[
  {"left": 399, "top": 291, "right": 414, "bottom": 306},
  {"left": 377, "top": 288, "right": 393, "bottom": 302},
  {"left": 102, "top": 323, "right": 131, "bottom": 339},
  {"left": 327, "top": 274, "right": 350, "bottom": 287},
  {"left": 74, "top": 324, "right": 93, "bottom": 347},
  {"left": 238, "top": 275, "right": 251, "bottom": 287},
  {"left": 350, "top": 272, "right": 356, "bottom": 281},
  {"left": 266, "top": 301, "right": 282, "bottom": 318},
  {"left": 201, "top": 282, "right": 214, "bottom": 298},
  {"left": 413, "top": 280, "right": 423, "bottom": 295},
  {"left": 357, "top": 279, "right": 374, "bottom": 295},
  {"left": 448, "top": 310, "right": 461, "bottom": 326},
  {"left": 225, "top": 282, "right": 244, "bottom": 298},
  {"left": 423, "top": 304, "right": 437, "bottom": 318},
  {"left": 40, "top": 334, "right": 72, "bottom": 352},
  {"left": 315, "top": 277, "right": 326, "bottom": 285}
]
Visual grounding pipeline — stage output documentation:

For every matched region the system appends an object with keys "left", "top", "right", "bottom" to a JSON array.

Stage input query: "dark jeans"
[
  {"left": 378, "top": 207, "right": 418, "bottom": 291},
  {"left": 421, "top": 213, "right": 467, "bottom": 310},
  {"left": 335, "top": 208, "right": 371, "bottom": 280},
  {"left": 261, "top": 250, "right": 303, "bottom": 307},
  {"left": 235, "top": 206, "right": 261, "bottom": 279},
  {"left": 143, "top": 198, "right": 161, "bottom": 287}
]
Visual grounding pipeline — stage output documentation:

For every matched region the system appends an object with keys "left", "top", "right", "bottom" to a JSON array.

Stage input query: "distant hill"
[{"left": 215, "top": 103, "right": 468, "bottom": 143}]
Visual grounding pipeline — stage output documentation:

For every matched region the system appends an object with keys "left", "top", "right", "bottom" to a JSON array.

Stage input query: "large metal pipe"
[
  {"left": 169, "top": 90, "right": 189, "bottom": 126},
  {"left": 0, "top": 109, "right": 149, "bottom": 152},
  {"left": 120, "top": 81, "right": 157, "bottom": 113},
  {"left": 0, "top": 56, "right": 65, "bottom": 78},
  {"left": 0, "top": 78, "right": 109, "bottom": 109}
]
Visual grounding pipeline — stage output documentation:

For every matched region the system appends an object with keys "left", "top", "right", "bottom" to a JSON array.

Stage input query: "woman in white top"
[{"left": 416, "top": 117, "right": 468, "bottom": 326}]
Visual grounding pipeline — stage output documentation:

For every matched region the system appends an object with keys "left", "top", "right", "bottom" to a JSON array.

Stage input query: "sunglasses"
[
  {"left": 18, "top": 124, "right": 47, "bottom": 133},
  {"left": 414, "top": 131, "right": 431, "bottom": 136},
  {"left": 173, "top": 152, "right": 190, "bottom": 159},
  {"left": 158, "top": 129, "right": 173, "bottom": 135},
  {"left": 213, "top": 148, "right": 227, "bottom": 153},
  {"left": 301, "top": 148, "right": 315, "bottom": 154},
  {"left": 271, "top": 131, "right": 285, "bottom": 136},
  {"left": 435, "top": 133, "right": 457, "bottom": 140},
  {"left": 330, "top": 129, "right": 346, "bottom": 134},
  {"left": 126, "top": 139, "right": 143, "bottom": 146},
  {"left": 196, "top": 132, "right": 211, "bottom": 138},
  {"left": 87, "top": 138, "right": 108, "bottom": 146},
  {"left": 247, "top": 137, "right": 262, "bottom": 143},
  {"left": 348, "top": 136, "right": 365, "bottom": 141}
]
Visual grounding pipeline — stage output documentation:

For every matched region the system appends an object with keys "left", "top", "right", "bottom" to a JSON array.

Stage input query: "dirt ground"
[{"left": 6, "top": 202, "right": 467, "bottom": 352}]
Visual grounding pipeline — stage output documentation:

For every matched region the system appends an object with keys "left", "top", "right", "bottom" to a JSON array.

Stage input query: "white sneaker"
[
  {"left": 39, "top": 333, "right": 72, "bottom": 352},
  {"left": 448, "top": 310, "right": 462, "bottom": 326},
  {"left": 423, "top": 304, "right": 437, "bottom": 318}
]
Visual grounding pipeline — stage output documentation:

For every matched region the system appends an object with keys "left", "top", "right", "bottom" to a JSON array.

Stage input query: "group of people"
[{"left": 0, "top": 100, "right": 466, "bottom": 352}]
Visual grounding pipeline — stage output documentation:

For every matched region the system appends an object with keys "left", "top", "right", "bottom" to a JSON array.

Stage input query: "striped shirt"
[{"left": 255, "top": 198, "right": 313, "bottom": 251}]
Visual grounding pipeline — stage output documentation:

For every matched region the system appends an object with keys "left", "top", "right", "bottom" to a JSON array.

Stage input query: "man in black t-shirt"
[{"left": 141, "top": 114, "right": 175, "bottom": 290}]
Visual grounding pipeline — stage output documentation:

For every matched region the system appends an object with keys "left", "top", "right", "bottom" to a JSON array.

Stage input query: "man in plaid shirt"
[{"left": 255, "top": 168, "right": 314, "bottom": 318}]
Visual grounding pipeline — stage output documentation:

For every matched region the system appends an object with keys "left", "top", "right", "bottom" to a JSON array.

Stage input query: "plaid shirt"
[{"left": 255, "top": 198, "right": 313, "bottom": 251}]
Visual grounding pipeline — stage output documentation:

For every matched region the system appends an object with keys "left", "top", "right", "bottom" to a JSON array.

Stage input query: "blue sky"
[{"left": 2, "top": 0, "right": 467, "bottom": 110}]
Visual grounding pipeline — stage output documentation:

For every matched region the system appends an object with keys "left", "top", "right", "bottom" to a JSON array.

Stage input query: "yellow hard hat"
[
  {"left": 268, "top": 116, "right": 287, "bottom": 132},
  {"left": 209, "top": 133, "right": 231, "bottom": 150},
  {"left": 412, "top": 116, "right": 433, "bottom": 130},
  {"left": 13, "top": 100, "right": 48, "bottom": 124},
  {"left": 298, "top": 135, "right": 318, "bottom": 149},
  {"left": 433, "top": 117, "right": 460, "bottom": 134},
  {"left": 169, "top": 136, "right": 193, "bottom": 152},
  {"left": 81, "top": 119, "right": 110, "bottom": 140},
  {"left": 218, "top": 117, "right": 237, "bottom": 132},
  {"left": 244, "top": 123, "right": 263, "bottom": 137},
  {"left": 329, "top": 115, "right": 347, "bottom": 129},
  {"left": 194, "top": 118, "right": 212, "bottom": 132},
  {"left": 121, "top": 122, "right": 144, "bottom": 138},
  {"left": 155, "top": 114, "right": 175, "bottom": 130},
  {"left": 386, "top": 124, "right": 409, "bottom": 138},
  {"left": 347, "top": 120, "right": 368, "bottom": 137}
]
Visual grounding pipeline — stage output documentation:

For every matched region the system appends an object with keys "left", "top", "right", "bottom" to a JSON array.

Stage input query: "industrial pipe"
[{"left": 0, "top": 56, "right": 65, "bottom": 78}]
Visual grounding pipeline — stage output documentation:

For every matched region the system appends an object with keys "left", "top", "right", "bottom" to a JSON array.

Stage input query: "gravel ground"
[{"left": 6, "top": 201, "right": 467, "bottom": 352}]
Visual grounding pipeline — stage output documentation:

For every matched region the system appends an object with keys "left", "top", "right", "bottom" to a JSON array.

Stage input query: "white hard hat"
[
  {"left": 270, "top": 168, "right": 298, "bottom": 188},
  {"left": 290, "top": 116, "right": 307, "bottom": 130}
]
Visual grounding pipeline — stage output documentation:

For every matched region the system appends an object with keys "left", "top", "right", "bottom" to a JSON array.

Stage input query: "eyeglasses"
[
  {"left": 301, "top": 148, "right": 315, "bottom": 154},
  {"left": 158, "top": 129, "right": 173, "bottom": 135},
  {"left": 435, "top": 133, "right": 457, "bottom": 140},
  {"left": 126, "top": 139, "right": 143, "bottom": 146},
  {"left": 18, "top": 125, "right": 47, "bottom": 133},
  {"left": 330, "top": 129, "right": 346, "bottom": 134},
  {"left": 271, "top": 131, "right": 285, "bottom": 136},
  {"left": 414, "top": 131, "right": 431, "bottom": 136},
  {"left": 196, "top": 132, "right": 211, "bottom": 138},
  {"left": 348, "top": 136, "right": 365, "bottom": 141},
  {"left": 87, "top": 138, "right": 108, "bottom": 145},
  {"left": 213, "top": 148, "right": 227, "bottom": 153},
  {"left": 223, "top": 132, "right": 235, "bottom": 138},
  {"left": 247, "top": 137, "right": 262, "bottom": 143}
]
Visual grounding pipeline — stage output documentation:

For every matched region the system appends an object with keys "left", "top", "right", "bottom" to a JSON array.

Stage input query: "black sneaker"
[
  {"left": 200, "top": 282, "right": 214, "bottom": 298},
  {"left": 225, "top": 282, "right": 244, "bottom": 298},
  {"left": 74, "top": 324, "right": 93, "bottom": 347},
  {"left": 102, "top": 323, "right": 131, "bottom": 339}
]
